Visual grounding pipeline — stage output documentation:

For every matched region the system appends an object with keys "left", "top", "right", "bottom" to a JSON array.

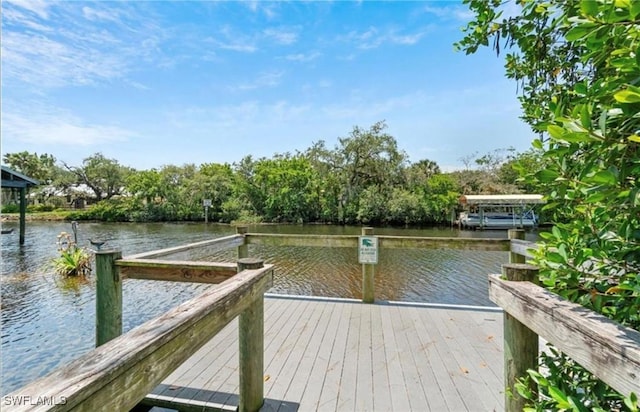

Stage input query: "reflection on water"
[{"left": 1, "top": 221, "right": 531, "bottom": 394}]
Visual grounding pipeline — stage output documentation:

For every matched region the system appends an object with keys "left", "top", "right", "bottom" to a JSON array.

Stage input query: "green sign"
[{"left": 358, "top": 236, "right": 378, "bottom": 264}]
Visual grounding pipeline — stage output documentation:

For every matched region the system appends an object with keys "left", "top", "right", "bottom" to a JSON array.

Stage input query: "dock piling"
[
  {"left": 508, "top": 229, "right": 526, "bottom": 264},
  {"left": 362, "top": 227, "right": 375, "bottom": 303},
  {"left": 501, "top": 263, "right": 539, "bottom": 412},
  {"left": 96, "top": 250, "right": 123, "bottom": 347},
  {"left": 236, "top": 226, "right": 249, "bottom": 259},
  {"left": 238, "top": 258, "right": 266, "bottom": 412}
]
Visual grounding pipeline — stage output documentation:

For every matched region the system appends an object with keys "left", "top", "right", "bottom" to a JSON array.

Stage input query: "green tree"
[
  {"left": 3, "top": 151, "right": 56, "bottom": 182},
  {"left": 65, "top": 153, "right": 133, "bottom": 201},
  {"left": 458, "top": 0, "right": 640, "bottom": 409},
  {"left": 252, "top": 154, "right": 317, "bottom": 222}
]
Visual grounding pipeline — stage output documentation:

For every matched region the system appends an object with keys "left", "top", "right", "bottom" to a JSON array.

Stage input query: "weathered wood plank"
[
  {"left": 317, "top": 301, "right": 352, "bottom": 411},
  {"left": 416, "top": 308, "right": 470, "bottom": 411},
  {"left": 395, "top": 306, "right": 432, "bottom": 411},
  {"left": 378, "top": 304, "right": 411, "bottom": 411},
  {"left": 489, "top": 274, "right": 640, "bottom": 396},
  {"left": 246, "top": 233, "right": 358, "bottom": 248},
  {"left": 509, "top": 239, "right": 537, "bottom": 259},
  {"left": 125, "top": 234, "right": 244, "bottom": 260},
  {"left": 370, "top": 305, "right": 392, "bottom": 411},
  {"left": 244, "top": 233, "right": 511, "bottom": 251},
  {"left": 297, "top": 302, "right": 340, "bottom": 410},
  {"left": 117, "top": 259, "right": 237, "bottom": 283},
  {"left": 354, "top": 303, "right": 374, "bottom": 411},
  {"left": 336, "top": 303, "right": 360, "bottom": 411},
  {"left": 6, "top": 265, "right": 273, "bottom": 412},
  {"left": 379, "top": 236, "right": 510, "bottom": 251}
]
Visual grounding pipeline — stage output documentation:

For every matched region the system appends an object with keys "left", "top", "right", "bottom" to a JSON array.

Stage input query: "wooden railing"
[
  {"left": 494, "top": 229, "right": 640, "bottom": 411},
  {"left": 6, "top": 232, "right": 273, "bottom": 412},
  {"left": 246, "top": 226, "right": 512, "bottom": 304}
]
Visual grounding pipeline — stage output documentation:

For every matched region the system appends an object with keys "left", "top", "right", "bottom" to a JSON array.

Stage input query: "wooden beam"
[
  {"left": 489, "top": 274, "right": 640, "bottom": 396},
  {"left": 501, "top": 264, "right": 539, "bottom": 412},
  {"left": 5, "top": 265, "right": 274, "bottom": 412},
  {"left": 236, "top": 226, "right": 248, "bottom": 259},
  {"left": 246, "top": 233, "right": 358, "bottom": 248},
  {"left": 378, "top": 236, "right": 510, "bottom": 251},
  {"left": 117, "top": 259, "right": 237, "bottom": 283},
  {"left": 237, "top": 258, "right": 265, "bottom": 412},
  {"left": 510, "top": 239, "right": 537, "bottom": 259},
  {"left": 125, "top": 234, "right": 245, "bottom": 260},
  {"left": 246, "top": 233, "right": 510, "bottom": 251},
  {"left": 508, "top": 229, "right": 525, "bottom": 264}
]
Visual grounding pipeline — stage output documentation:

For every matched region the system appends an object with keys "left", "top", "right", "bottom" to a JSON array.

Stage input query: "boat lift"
[{"left": 458, "top": 194, "right": 546, "bottom": 230}]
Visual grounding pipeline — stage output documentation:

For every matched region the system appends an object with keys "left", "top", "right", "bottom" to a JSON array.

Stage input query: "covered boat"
[{"left": 458, "top": 194, "right": 545, "bottom": 230}]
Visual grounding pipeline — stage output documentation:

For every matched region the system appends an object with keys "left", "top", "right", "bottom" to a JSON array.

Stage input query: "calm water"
[{"left": 0, "top": 221, "right": 535, "bottom": 394}]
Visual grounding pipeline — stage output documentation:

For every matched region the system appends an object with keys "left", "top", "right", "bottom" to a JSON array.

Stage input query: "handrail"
[
  {"left": 509, "top": 238, "right": 537, "bottom": 259},
  {"left": 125, "top": 233, "right": 244, "bottom": 260},
  {"left": 5, "top": 264, "right": 273, "bottom": 412},
  {"left": 245, "top": 232, "right": 511, "bottom": 251},
  {"left": 490, "top": 264, "right": 640, "bottom": 411}
]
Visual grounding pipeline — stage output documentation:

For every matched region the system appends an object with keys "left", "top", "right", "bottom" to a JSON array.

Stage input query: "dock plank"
[{"left": 146, "top": 296, "right": 505, "bottom": 412}]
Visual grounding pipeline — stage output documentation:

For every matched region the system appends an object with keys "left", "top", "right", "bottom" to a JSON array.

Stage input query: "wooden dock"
[{"left": 143, "top": 295, "right": 505, "bottom": 412}]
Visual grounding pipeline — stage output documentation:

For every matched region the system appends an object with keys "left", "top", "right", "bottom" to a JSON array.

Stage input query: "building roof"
[
  {"left": 1, "top": 165, "right": 40, "bottom": 189},
  {"left": 459, "top": 194, "right": 545, "bottom": 206}
]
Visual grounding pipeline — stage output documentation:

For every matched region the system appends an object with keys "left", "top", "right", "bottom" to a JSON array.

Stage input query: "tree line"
[{"left": 2, "top": 121, "right": 541, "bottom": 225}]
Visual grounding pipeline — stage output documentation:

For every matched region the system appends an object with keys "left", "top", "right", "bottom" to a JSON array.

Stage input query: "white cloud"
[
  {"left": 422, "top": 5, "right": 474, "bottom": 22},
  {"left": 2, "top": 105, "right": 137, "bottom": 146},
  {"left": 284, "top": 51, "right": 322, "bottom": 62},
  {"left": 232, "top": 71, "right": 285, "bottom": 91},
  {"left": 1, "top": 2, "right": 170, "bottom": 89},
  {"left": 263, "top": 28, "right": 299, "bottom": 45},
  {"left": 339, "top": 26, "right": 429, "bottom": 50},
  {"left": 3, "top": 0, "right": 51, "bottom": 20}
]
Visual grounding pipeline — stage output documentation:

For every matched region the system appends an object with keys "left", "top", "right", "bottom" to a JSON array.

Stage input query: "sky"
[{"left": 1, "top": 0, "right": 535, "bottom": 172}]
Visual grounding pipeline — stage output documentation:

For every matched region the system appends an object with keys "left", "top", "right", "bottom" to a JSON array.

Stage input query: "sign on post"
[
  {"left": 203, "top": 199, "right": 212, "bottom": 207},
  {"left": 358, "top": 236, "right": 378, "bottom": 264}
]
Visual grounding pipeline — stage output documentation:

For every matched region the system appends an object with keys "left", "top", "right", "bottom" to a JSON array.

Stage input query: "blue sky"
[{"left": 1, "top": 0, "right": 533, "bottom": 171}]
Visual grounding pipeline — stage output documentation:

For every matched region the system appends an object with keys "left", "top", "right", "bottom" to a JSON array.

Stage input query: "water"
[{"left": 0, "top": 221, "right": 534, "bottom": 394}]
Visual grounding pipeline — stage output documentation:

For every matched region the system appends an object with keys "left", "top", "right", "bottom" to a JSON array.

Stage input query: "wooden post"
[
  {"left": 502, "top": 263, "right": 539, "bottom": 412},
  {"left": 19, "top": 186, "right": 26, "bottom": 245},
  {"left": 508, "top": 228, "right": 526, "bottom": 264},
  {"left": 236, "top": 225, "right": 249, "bottom": 259},
  {"left": 96, "top": 250, "right": 123, "bottom": 347},
  {"left": 362, "top": 227, "right": 375, "bottom": 304},
  {"left": 237, "top": 258, "right": 265, "bottom": 412}
]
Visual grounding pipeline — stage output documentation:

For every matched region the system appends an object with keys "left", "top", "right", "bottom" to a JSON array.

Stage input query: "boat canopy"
[{"left": 459, "top": 194, "right": 545, "bottom": 206}]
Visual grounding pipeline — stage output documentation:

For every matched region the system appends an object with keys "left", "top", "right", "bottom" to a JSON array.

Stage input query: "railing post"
[
  {"left": 237, "top": 258, "right": 265, "bottom": 412},
  {"left": 508, "top": 228, "right": 525, "bottom": 264},
  {"left": 236, "top": 225, "right": 249, "bottom": 259},
  {"left": 96, "top": 249, "right": 123, "bottom": 347},
  {"left": 502, "top": 263, "right": 539, "bottom": 412},
  {"left": 362, "top": 227, "right": 375, "bottom": 303}
]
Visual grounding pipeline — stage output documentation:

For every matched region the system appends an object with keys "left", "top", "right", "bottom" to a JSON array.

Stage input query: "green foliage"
[
  {"left": 3, "top": 151, "right": 57, "bottom": 183},
  {"left": 515, "top": 345, "right": 630, "bottom": 411},
  {"left": 53, "top": 232, "right": 92, "bottom": 277},
  {"left": 1, "top": 204, "right": 19, "bottom": 213},
  {"left": 458, "top": 0, "right": 640, "bottom": 407},
  {"left": 27, "top": 204, "right": 57, "bottom": 212},
  {"left": 67, "top": 198, "right": 134, "bottom": 222}
]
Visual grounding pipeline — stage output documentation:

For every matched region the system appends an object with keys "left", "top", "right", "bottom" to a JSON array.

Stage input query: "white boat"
[{"left": 458, "top": 194, "right": 544, "bottom": 230}]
